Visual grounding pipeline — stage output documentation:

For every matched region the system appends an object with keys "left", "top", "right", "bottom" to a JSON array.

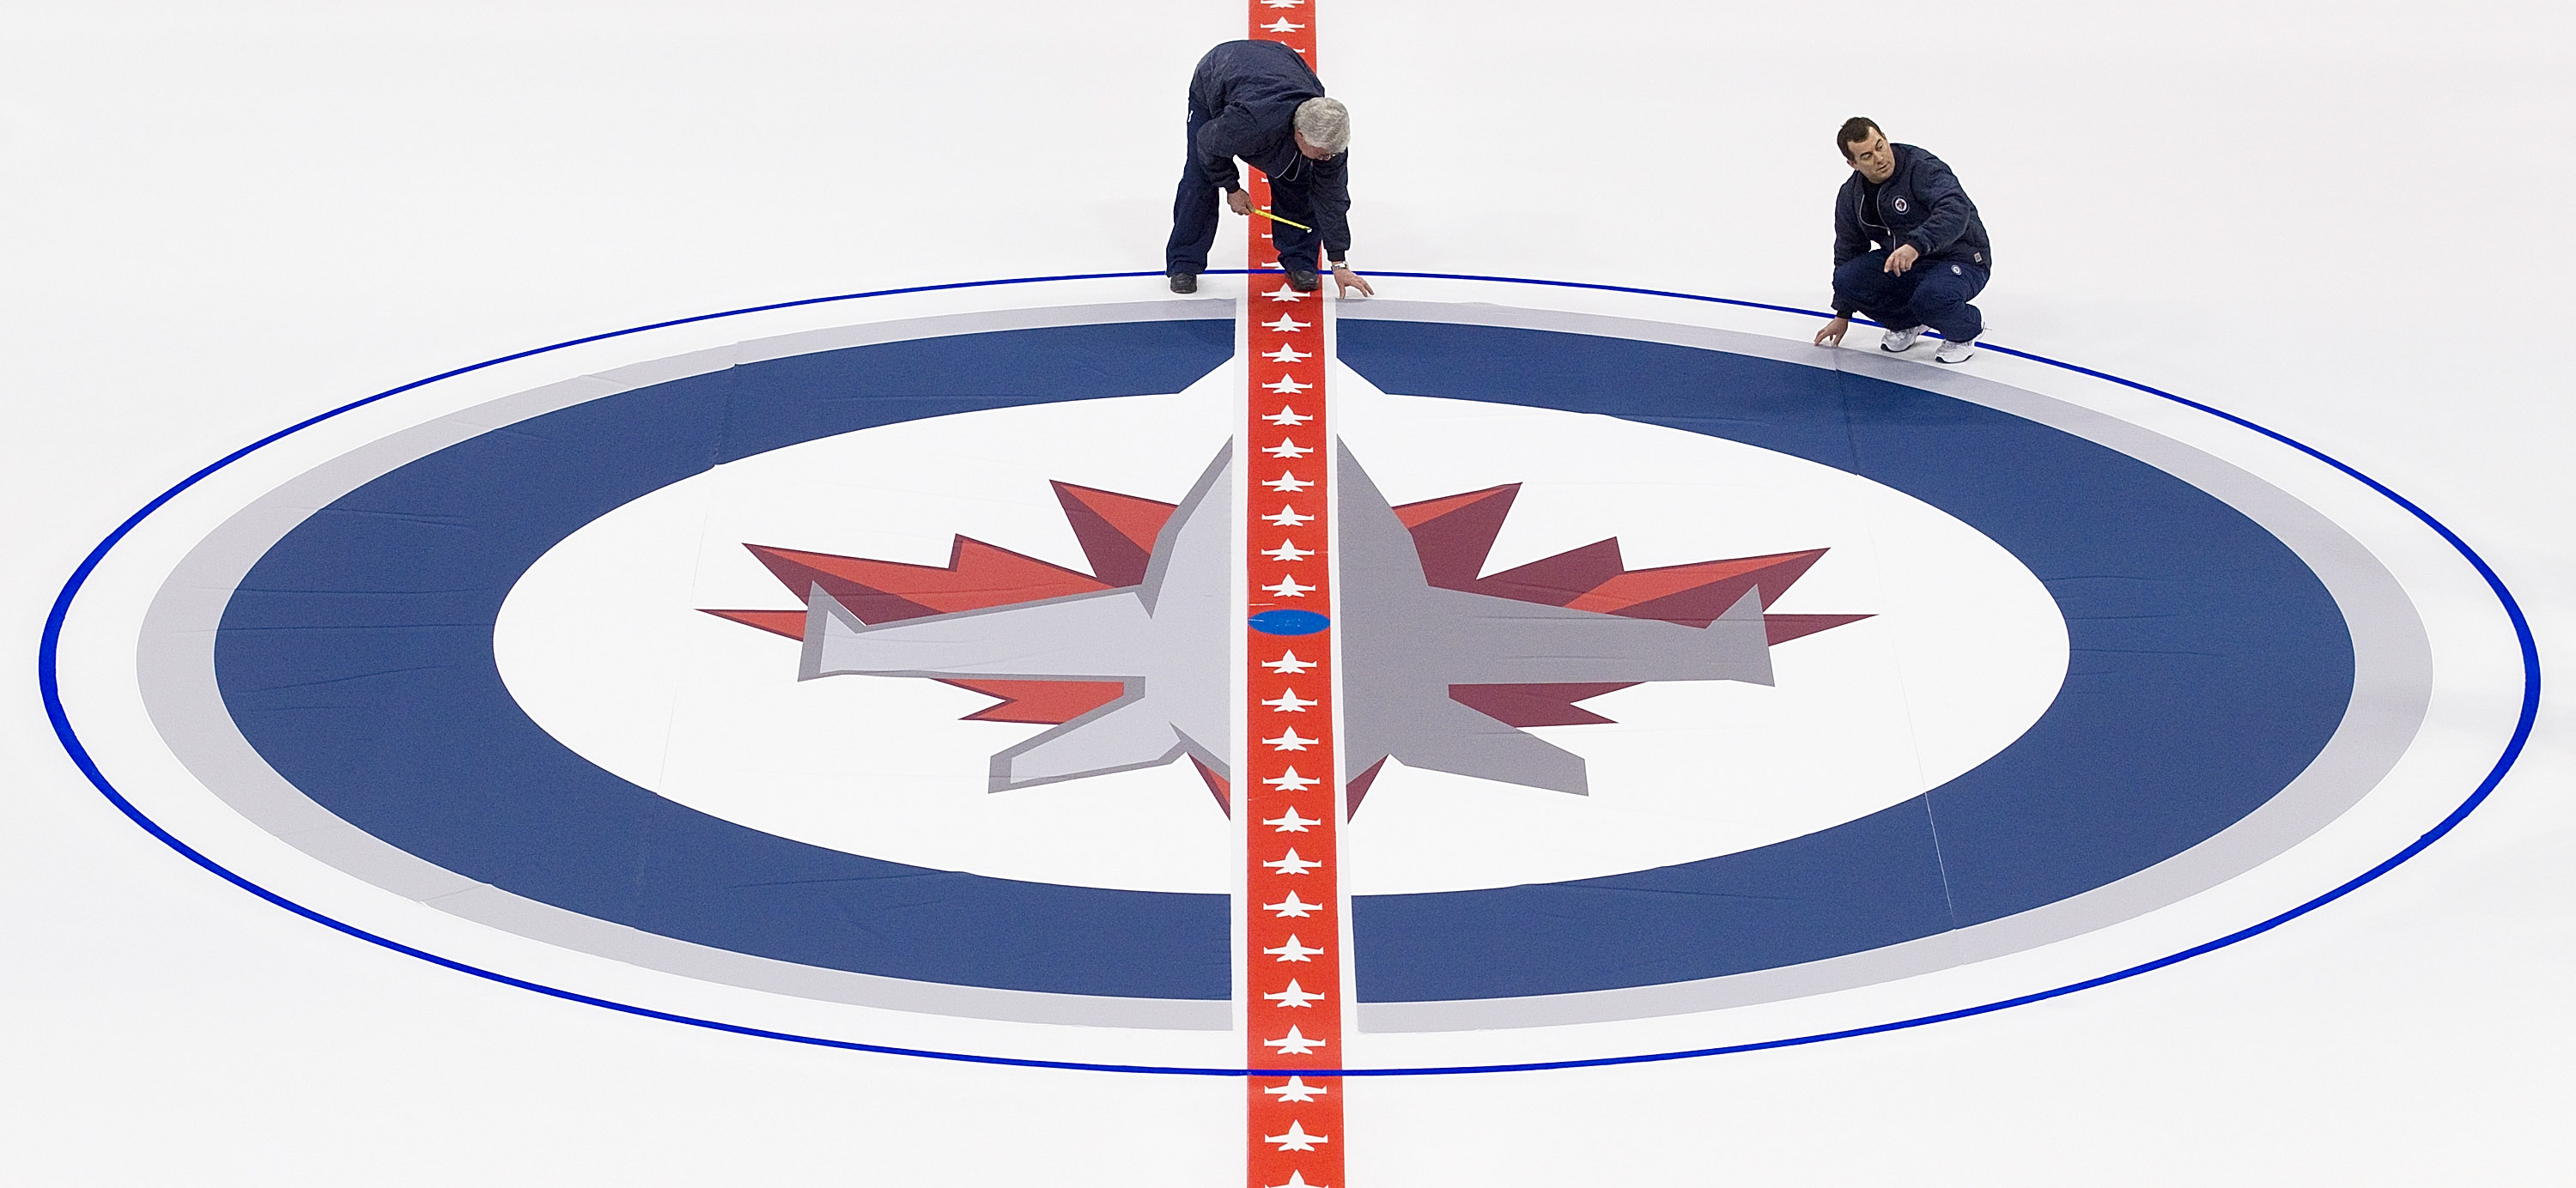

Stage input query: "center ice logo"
[{"left": 75, "top": 286, "right": 2468, "bottom": 1067}]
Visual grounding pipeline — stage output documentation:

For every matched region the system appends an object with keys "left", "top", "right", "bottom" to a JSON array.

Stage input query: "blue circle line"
[{"left": 38, "top": 270, "right": 2538, "bottom": 1078}]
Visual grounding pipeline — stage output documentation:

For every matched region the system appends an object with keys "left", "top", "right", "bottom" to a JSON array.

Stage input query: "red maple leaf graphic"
[{"left": 705, "top": 479, "right": 1867, "bottom": 740}]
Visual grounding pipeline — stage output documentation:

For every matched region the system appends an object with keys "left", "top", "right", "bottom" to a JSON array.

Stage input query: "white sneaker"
[
  {"left": 1933, "top": 333, "right": 1980, "bottom": 364},
  {"left": 1879, "top": 324, "right": 1928, "bottom": 353}
]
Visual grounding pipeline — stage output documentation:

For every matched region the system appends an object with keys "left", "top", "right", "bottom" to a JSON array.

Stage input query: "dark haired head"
[{"left": 1837, "top": 117, "right": 1884, "bottom": 161}]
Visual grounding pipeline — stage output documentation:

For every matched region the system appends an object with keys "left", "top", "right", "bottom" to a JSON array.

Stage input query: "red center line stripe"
[
  {"left": 1243, "top": 282, "right": 1338, "bottom": 1188},
  {"left": 1244, "top": 9, "right": 1338, "bottom": 1188}
]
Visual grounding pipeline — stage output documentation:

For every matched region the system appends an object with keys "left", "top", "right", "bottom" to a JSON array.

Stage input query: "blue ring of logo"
[{"left": 215, "top": 315, "right": 2355, "bottom": 1002}]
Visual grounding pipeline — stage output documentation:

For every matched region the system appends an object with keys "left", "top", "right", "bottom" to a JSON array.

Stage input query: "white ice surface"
[{"left": 4, "top": 3, "right": 2571, "bottom": 1185}]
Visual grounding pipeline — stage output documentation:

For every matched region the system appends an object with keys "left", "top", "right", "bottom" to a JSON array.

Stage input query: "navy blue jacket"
[
  {"left": 1832, "top": 143, "right": 1990, "bottom": 304},
  {"left": 1188, "top": 39, "right": 1352, "bottom": 258}
]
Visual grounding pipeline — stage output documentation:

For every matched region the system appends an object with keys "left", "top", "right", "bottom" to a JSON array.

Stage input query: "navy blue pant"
[
  {"left": 1165, "top": 112, "right": 1324, "bottom": 274},
  {"left": 1833, "top": 250, "right": 1988, "bottom": 342}
]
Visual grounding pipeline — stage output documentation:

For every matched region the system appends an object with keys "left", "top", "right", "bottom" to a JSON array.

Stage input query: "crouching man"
[
  {"left": 1165, "top": 39, "right": 1372, "bottom": 297},
  {"left": 1813, "top": 117, "right": 1991, "bottom": 363}
]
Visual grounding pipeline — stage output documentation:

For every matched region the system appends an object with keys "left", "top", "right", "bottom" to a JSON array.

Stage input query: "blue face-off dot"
[{"left": 1250, "top": 609, "right": 1332, "bottom": 636}]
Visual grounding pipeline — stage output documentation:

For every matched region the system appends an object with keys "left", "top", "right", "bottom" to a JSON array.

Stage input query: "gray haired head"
[{"left": 1294, "top": 97, "right": 1350, "bottom": 155}]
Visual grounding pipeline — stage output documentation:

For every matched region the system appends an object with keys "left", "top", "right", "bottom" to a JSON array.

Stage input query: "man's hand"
[
  {"left": 1814, "top": 317, "right": 1850, "bottom": 347},
  {"left": 1226, "top": 189, "right": 1254, "bottom": 216},
  {"left": 1332, "top": 264, "right": 1375, "bottom": 298},
  {"left": 1883, "top": 244, "right": 1920, "bottom": 276}
]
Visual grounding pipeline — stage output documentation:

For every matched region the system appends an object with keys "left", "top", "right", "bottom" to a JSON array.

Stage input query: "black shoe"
[
  {"left": 1167, "top": 270, "right": 1198, "bottom": 294},
  {"left": 1285, "top": 268, "right": 1321, "bottom": 293}
]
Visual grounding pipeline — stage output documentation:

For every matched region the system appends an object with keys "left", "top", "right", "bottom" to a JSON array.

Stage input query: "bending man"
[
  {"left": 1813, "top": 117, "right": 1992, "bottom": 364},
  {"left": 1165, "top": 39, "right": 1373, "bottom": 297}
]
